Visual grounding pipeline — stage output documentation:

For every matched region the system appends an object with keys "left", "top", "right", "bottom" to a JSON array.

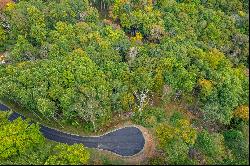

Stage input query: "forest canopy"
[
  {"left": 0, "top": 0, "right": 249, "bottom": 165},
  {"left": 0, "top": 0, "right": 248, "bottom": 128}
]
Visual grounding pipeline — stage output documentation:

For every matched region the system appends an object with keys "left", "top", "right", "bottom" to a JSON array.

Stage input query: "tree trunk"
[
  {"left": 135, "top": 90, "right": 149, "bottom": 116},
  {"left": 92, "top": 119, "right": 96, "bottom": 132}
]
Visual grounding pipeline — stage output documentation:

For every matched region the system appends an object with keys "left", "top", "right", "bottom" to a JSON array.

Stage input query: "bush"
[
  {"left": 155, "top": 117, "right": 197, "bottom": 164},
  {"left": 194, "top": 130, "right": 226, "bottom": 164},
  {"left": 156, "top": 120, "right": 197, "bottom": 147},
  {"left": 163, "top": 139, "right": 191, "bottom": 165},
  {"left": 132, "top": 106, "right": 166, "bottom": 127},
  {"left": 169, "top": 111, "right": 184, "bottom": 125},
  {"left": 223, "top": 129, "right": 249, "bottom": 164},
  {"left": 149, "top": 156, "right": 166, "bottom": 165},
  {"left": 0, "top": 113, "right": 45, "bottom": 160},
  {"left": 233, "top": 105, "right": 249, "bottom": 121},
  {"left": 44, "top": 144, "right": 90, "bottom": 165},
  {"left": 229, "top": 117, "right": 246, "bottom": 131}
]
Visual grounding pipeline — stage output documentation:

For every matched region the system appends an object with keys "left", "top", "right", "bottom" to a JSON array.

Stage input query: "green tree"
[
  {"left": 0, "top": 112, "right": 45, "bottom": 160},
  {"left": 45, "top": 144, "right": 90, "bottom": 165},
  {"left": 111, "top": 0, "right": 164, "bottom": 38},
  {"left": 0, "top": 27, "right": 8, "bottom": 52},
  {"left": 9, "top": 35, "right": 36, "bottom": 62},
  {"left": 163, "top": 138, "right": 191, "bottom": 165},
  {"left": 0, "top": 49, "right": 112, "bottom": 130},
  {"left": 0, "top": 112, "right": 90, "bottom": 165},
  {"left": 155, "top": 117, "right": 197, "bottom": 165}
]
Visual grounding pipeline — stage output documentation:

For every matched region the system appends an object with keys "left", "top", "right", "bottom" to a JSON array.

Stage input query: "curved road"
[{"left": 0, "top": 103, "right": 145, "bottom": 156}]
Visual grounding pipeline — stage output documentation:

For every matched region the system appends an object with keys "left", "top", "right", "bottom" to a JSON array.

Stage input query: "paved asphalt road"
[{"left": 0, "top": 103, "right": 145, "bottom": 156}]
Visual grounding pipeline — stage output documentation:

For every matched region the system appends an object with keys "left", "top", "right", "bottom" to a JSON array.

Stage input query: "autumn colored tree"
[
  {"left": 155, "top": 116, "right": 197, "bottom": 164},
  {"left": 0, "top": 0, "right": 13, "bottom": 10},
  {"left": 233, "top": 105, "right": 249, "bottom": 121},
  {"left": 111, "top": 0, "right": 164, "bottom": 39},
  {"left": 0, "top": 0, "right": 249, "bottom": 164}
]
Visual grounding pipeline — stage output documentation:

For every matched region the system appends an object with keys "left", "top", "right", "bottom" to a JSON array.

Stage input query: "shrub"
[
  {"left": 0, "top": 113, "right": 45, "bottom": 160},
  {"left": 45, "top": 144, "right": 90, "bottom": 165},
  {"left": 163, "top": 139, "right": 191, "bottom": 165},
  {"left": 132, "top": 106, "right": 166, "bottom": 127},
  {"left": 156, "top": 119, "right": 197, "bottom": 147},
  {"left": 234, "top": 105, "right": 249, "bottom": 121},
  {"left": 194, "top": 130, "right": 226, "bottom": 164},
  {"left": 169, "top": 111, "right": 184, "bottom": 125},
  {"left": 223, "top": 129, "right": 249, "bottom": 164},
  {"left": 155, "top": 117, "right": 197, "bottom": 164}
]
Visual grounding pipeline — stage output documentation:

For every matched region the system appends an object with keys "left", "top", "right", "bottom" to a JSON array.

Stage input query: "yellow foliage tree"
[
  {"left": 156, "top": 118, "right": 197, "bottom": 147},
  {"left": 206, "top": 49, "right": 225, "bottom": 69},
  {"left": 153, "top": 68, "right": 165, "bottom": 94},
  {"left": 234, "top": 105, "right": 249, "bottom": 121},
  {"left": 198, "top": 79, "right": 213, "bottom": 96},
  {"left": 4, "top": 1, "right": 15, "bottom": 11},
  {"left": 176, "top": 119, "right": 197, "bottom": 145},
  {"left": 131, "top": 32, "right": 143, "bottom": 43}
]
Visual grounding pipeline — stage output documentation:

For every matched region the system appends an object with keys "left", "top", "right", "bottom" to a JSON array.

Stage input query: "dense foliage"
[
  {"left": 0, "top": 0, "right": 249, "bottom": 165},
  {"left": 0, "top": 112, "right": 44, "bottom": 160},
  {"left": 155, "top": 117, "right": 197, "bottom": 164},
  {"left": 45, "top": 144, "right": 90, "bottom": 165},
  {"left": 223, "top": 129, "right": 249, "bottom": 165},
  {"left": 0, "top": 49, "right": 111, "bottom": 131},
  {"left": 0, "top": 0, "right": 248, "bottom": 129},
  {"left": 194, "top": 130, "right": 226, "bottom": 164},
  {"left": 0, "top": 112, "right": 90, "bottom": 165}
]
